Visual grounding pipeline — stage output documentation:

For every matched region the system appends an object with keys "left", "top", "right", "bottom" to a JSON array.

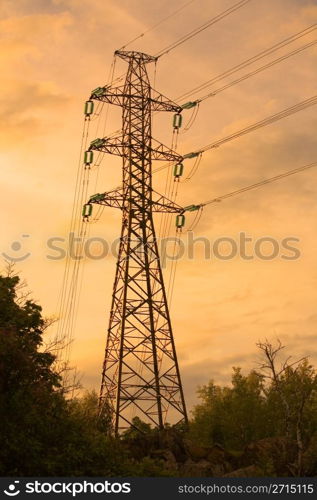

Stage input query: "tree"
[
  {"left": 0, "top": 272, "right": 120, "bottom": 475},
  {"left": 190, "top": 368, "right": 268, "bottom": 450},
  {"left": 257, "top": 339, "right": 317, "bottom": 475},
  {"left": 190, "top": 341, "right": 317, "bottom": 476}
]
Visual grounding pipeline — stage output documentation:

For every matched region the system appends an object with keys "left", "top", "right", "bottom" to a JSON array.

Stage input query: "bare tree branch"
[{"left": 256, "top": 338, "right": 316, "bottom": 476}]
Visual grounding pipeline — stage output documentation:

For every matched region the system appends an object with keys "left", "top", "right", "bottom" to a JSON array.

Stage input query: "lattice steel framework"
[{"left": 88, "top": 50, "right": 188, "bottom": 434}]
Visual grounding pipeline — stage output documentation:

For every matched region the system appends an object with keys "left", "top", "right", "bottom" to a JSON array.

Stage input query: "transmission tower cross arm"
[
  {"left": 86, "top": 189, "right": 184, "bottom": 214},
  {"left": 90, "top": 85, "right": 125, "bottom": 106},
  {"left": 88, "top": 135, "right": 183, "bottom": 163},
  {"left": 87, "top": 189, "right": 124, "bottom": 210},
  {"left": 90, "top": 49, "right": 181, "bottom": 113},
  {"left": 115, "top": 49, "right": 157, "bottom": 63},
  {"left": 151, "top": 193, "right": 184, "bottom": 213},
  {"left": 90, "top": 85, "right": 182, "bottom": 113},
  {"left": 150, "top": 89, "right": 182, "bottom": 113}
]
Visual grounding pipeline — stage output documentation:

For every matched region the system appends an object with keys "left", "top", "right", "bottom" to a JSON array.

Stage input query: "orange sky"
[{"left": 1, "top": 0, "right": 317, "bottom": 411}]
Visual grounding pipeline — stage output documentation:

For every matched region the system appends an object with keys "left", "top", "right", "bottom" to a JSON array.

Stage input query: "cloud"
[
  {"left": 0, "top": 0, "right": 65, "bottom": 18},
  {"left": 0, "top": 9, "right": 74, "bottom": 145},
  {"left": 0, "top": 81, "right": 70, "bottom": 146},
  {"left": 0, "top": 11, "right": 73, "bottom": 61}
]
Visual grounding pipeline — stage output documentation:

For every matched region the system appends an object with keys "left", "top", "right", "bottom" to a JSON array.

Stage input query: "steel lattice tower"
[{"left": 87, "top": 50, "right": 188, "bottom": 434}]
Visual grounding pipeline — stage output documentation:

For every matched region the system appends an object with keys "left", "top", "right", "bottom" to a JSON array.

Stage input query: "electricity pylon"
[{"left": 85, "top": 50, "right": 188, "bottom": 434}]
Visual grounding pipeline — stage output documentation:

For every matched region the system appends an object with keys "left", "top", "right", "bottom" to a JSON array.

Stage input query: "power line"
[
  {"left": 177, "top": 23, "right": 317, "bottom": 102},
  {"left": 197, "top": 160, "right": 317, "bottom": 207},
  {"left": 199, "top": 94, "right": 317, "bottom": 153},
  {"left": 99, "top": 93, "right": 317, "bottom": 194},
  {"left": 153, "top": 94, "right": 317, "bottom": 174},
  {"left": 156, "top": 0, "right": 251, "bottom": 58},
  {"left": 103, "top": 24, "right": 317, "bottom": 146},
  {"left": 196, "top": 39, "right": 317, "bottom": 102},
  {"left": 109, "top": 0, "right": 252, "bottom": 87},
  {"left": 118, "top": 0, "right": 197, "bottom": 50}
]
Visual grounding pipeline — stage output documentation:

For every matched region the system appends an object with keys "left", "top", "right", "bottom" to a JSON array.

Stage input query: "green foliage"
[
  {"left": 46, "top": 391, "right": 128, "bottom": 476},
  {"left": 190, "top": 368, "right": 269, "bottom": 450},
  {"left": 122, "top": 416, "right": 153, "bottom": 439},
  {"left": 0, "top": 273, "right": 125, "bottom": 476},
  {"left": 0, "top": 275, "right": 63, "bottom": 474},
  {"left": 266, "top": 360, "right": 317, "bottom": 441},
  {"left": 190, "top": 359, "right": 317, "bottom": 476}
]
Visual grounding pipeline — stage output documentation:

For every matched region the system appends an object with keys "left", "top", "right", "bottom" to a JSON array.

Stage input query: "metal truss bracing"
[
  {"left": 91, "top": 86, "right": 183, "bottom": 113},
  {"left": 89, "top": 135, "right": 183, "bottom": 163},
  {"left": 92, "top": 50, "right": 188, "bottom": 434},
  {"left": 90, "top": 188, "right": 184, "bottom": 214}
]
